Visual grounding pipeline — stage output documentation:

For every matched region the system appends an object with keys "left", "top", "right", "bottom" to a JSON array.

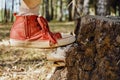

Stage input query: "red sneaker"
[{"left": 10, "top": 15, "right": 75, "bottom": 48}]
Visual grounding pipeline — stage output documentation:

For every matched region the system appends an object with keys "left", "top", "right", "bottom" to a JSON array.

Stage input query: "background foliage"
[{"left": 0, "top": 0, "right": 120, "bottom": 23}]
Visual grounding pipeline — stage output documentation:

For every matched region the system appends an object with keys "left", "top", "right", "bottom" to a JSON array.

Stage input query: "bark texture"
[
  {"left": 50, "top": 15, "right": 120, "bottom": 80},
  {"left": 67, "top": 15, "right": 120, "bottom": 80},
  {"left": 50, "top": 67, "right": 67, "bottom": 80}
]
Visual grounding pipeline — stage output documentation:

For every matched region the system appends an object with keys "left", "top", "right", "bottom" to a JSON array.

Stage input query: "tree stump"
[
  {"left": 67, "top": 15, "right": 120, "bottom": 80},
  {"left": 50, "top": 15, "right": 120, "bottom": 80}
]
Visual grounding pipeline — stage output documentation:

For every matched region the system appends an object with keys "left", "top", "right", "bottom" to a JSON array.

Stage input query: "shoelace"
[
  {"left": 24, "top": 16, "right": 38, "bottom": 39},
  {"left": 24, "top": 16, "right": 31, "bottom": 39},
  {"left": 23, "top": 16, "right": 61, "bottom": 45},
  {"left": 37, "top": 16, "right": 58, "bottom": 44}
]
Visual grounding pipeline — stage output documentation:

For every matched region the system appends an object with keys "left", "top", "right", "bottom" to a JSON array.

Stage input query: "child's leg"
[
  {"left": 10, "top": 0, "right": 75, "bottom": 49},
  {"left": 19, "top": 0, "right": 41, "bottom": 15},
  {"left": 22, "top": 0, "right": 41, "bottom": 9}
]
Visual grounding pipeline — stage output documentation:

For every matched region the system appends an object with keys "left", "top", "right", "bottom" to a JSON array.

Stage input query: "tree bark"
[
  {"left": 50, "top": 15, "right": 120, "bottom": 80},
  {"left": 67, "top": 15, "right": 120, "bottom": 80},
  {"left": 50, "top": 68, "right": 68, "bottom": 80}
]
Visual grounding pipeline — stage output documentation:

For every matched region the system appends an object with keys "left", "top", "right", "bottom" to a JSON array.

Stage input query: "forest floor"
[{"left": 0, "top": 22, "right": 75, "bottom": 80}]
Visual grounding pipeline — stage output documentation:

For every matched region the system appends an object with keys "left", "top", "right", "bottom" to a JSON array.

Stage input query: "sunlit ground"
[{"left": 0, "top": 22, "right": 75, "bottom": 80}]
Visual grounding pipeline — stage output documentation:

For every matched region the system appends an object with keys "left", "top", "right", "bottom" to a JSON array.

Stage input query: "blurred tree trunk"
[
  {"left": 11, "top": 0, "right": 14, "bottom": 22},
  {"left": 4, "top": 0, "right": 7, "bottom": 23},
  {"left": 118, "top": 0, "right": 120, "bottom": 16},
  {"left": 50, "top": 15, "right": 120, "bottom": 80},
  {"left": 67, "top": 15, "right": 120, "bottom": 80},
  {"left": 59, "top": 0, "right": 63, "bottom": 21},
  {"left": 57, "top": 0, "right": 63, "bottom": 21},
  {"left": 1, "top": 0, "right": 5, "bottom": 23},
  {"left": 74, "top": 0, "right": 84, "bottom": 19},
  {"left": 83, "top": 0, "right": 90, "bottom": 15},
  {"left": 53, "top": 1, "right": 57, "bottom": 20},
  {"left": 50, "top": 0, "right": 54, "bottom": 20},
  {"left": 41, "top": 0, "right": 45, "bottom": 16},
  {"left": 68, "top": 0, "right": 82, "bottom": 20},
  {"left": 96, "top": 0, "right": 110, "bottom": 16},
  {"left": 45, "top": 0, "right": 50, "bottom": 21},
  {"left": 68, "top": 0, "right": 72, "bottom": 21},
  {"left": 0, "top": 0, "right": 3, "bottom": 22}
]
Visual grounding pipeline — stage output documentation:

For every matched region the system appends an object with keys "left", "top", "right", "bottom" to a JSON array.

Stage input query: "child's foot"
[{"left": 10, "top": 15, "right": 75, "bottom": 48}]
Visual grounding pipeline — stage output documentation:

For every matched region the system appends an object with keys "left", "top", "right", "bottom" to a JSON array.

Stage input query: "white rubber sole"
[{"left": 10, "top": 34, "right": 75, "bottom": 48}]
